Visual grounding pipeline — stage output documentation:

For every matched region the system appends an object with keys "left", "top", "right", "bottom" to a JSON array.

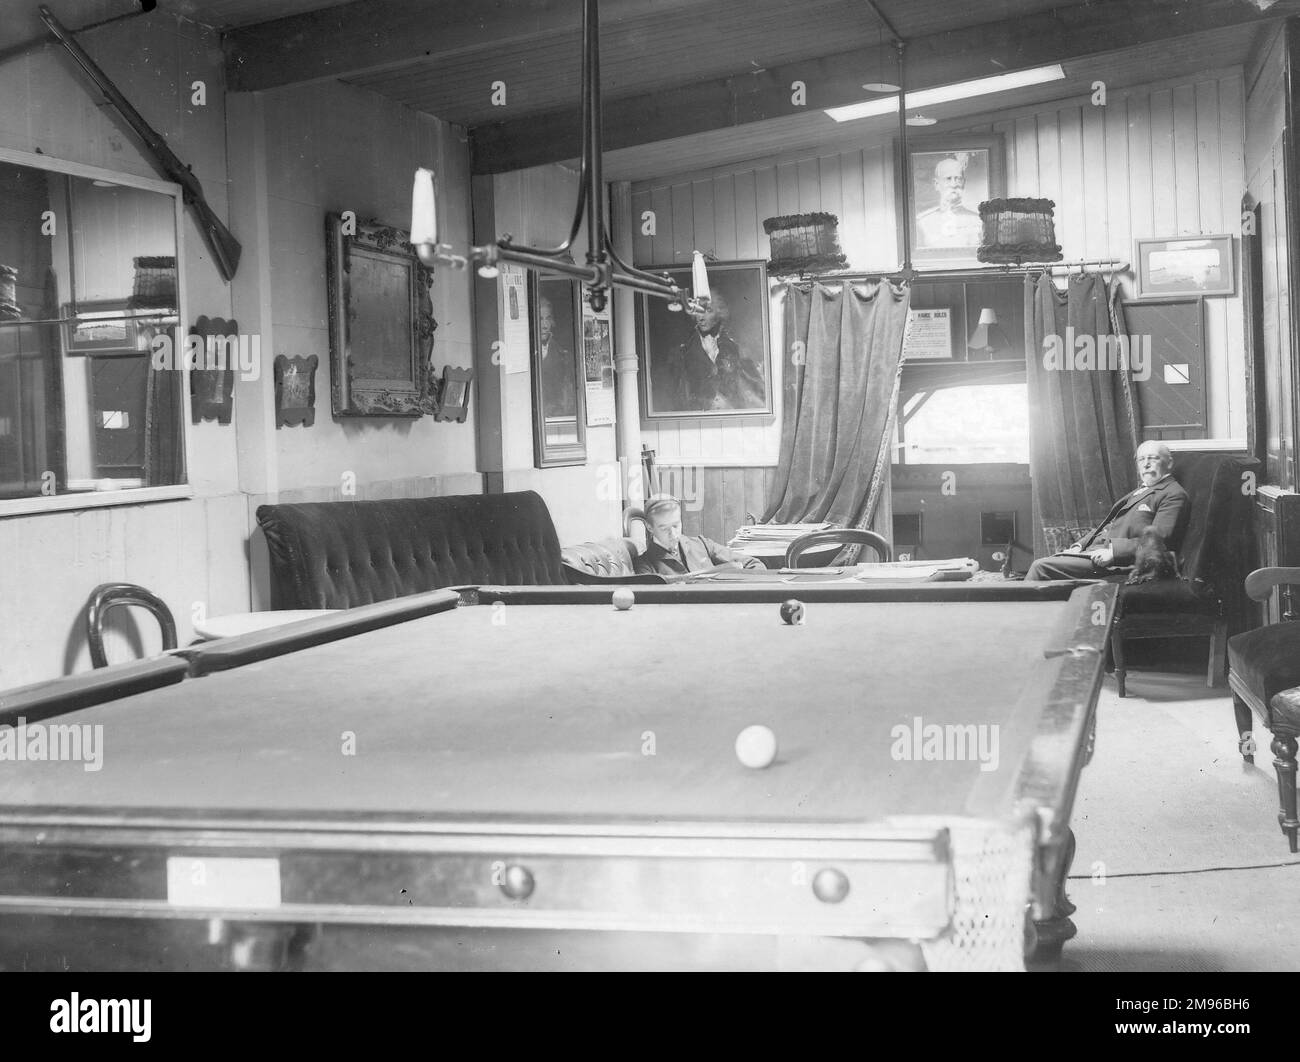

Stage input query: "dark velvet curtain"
[
  {"left": 1025, "top": 271, "right": 1142, "bottom": 557},
  {"left": 763, "top": 279, "right": 911, "bottom": 529},
  {"left": 143, "top": 356, "right": 182, "bottom": 486},
  {"left": 138, "top": 257, "right": 183, "bottom": 487}
]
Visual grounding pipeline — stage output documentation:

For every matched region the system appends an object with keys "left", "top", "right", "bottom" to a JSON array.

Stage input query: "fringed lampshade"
[
  {"left": 977, "top": 198, "right": 1062, "bottom": 264},
  {"left": 129, "top": 255, "right": 177, "bottom": 309},
  {"left": 763, "top": 212, "right": 849, "bottom": 276}
]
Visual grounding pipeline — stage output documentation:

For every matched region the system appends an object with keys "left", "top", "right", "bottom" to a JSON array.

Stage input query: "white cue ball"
[
  {"left": 735, "top": 724, "right": 778, "bottom": 769},
  {"left": 611, "top": 588, "right": 635, "bottom": 611}
]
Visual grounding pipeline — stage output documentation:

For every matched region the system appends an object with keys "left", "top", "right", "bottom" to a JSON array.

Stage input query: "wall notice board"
[{"left": 1121, "top": 298, "right": 1207, "bottom": 441}]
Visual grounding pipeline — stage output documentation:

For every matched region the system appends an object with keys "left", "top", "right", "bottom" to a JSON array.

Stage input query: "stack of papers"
[
  {"left": 852, "top": 557, "right": 979, "bottom": 581},
  {"left": 729, "top": 523, "right": 835, "bottom": 545}
]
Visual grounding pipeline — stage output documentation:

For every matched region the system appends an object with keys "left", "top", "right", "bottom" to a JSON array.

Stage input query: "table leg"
[
  {"left": 1233, "top": 694, "right": 1254, "bottom": 764},
  {"left": 210, "top": 919, "right": 315, "bottom": 971},
  {"left": 1028, "top": 828, "right": 1077, "bottom": 966},
  {"left": 1272, "top": 733, "right": 1299, "bottom": 853}
]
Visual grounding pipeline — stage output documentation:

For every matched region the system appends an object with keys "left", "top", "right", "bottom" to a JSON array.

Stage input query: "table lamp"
[{"left": 968, "top": 308, "right": 1009, "bottom": 358}]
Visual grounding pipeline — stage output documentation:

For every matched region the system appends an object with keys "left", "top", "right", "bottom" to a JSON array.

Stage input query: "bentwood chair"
[
  {"left": 785, "top": 529, "right": 892, "bottom": 568},
  {"left": 85, "top": 583, "right": 177, "bottom": 669},
  {"left": 1228, "top": 566, "right": 1300, "bottom": 851}
]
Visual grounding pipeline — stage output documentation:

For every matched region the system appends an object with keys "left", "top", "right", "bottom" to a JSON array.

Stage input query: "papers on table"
[
  {"left": 852, "top": 558, "right": 980, "bottom": 581},
  {"left": 731, "top": 523, "right": 835, "bottom": 541},
  {"left": 729, "top": 523, "right": 836, "bottom": 551}
]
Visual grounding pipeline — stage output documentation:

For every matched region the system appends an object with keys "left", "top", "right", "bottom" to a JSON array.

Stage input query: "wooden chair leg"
[
  {"left": 1272, "top": 732, "right": 1299, "bottom": 852},
  {"left": 1233, "top": 693, "right": 1255, "bottom": 764},
  {"left": 1110, "top": 628, "right": 1126, "bottom": 698},
  {"left": 1207, "top": 620, "right": 1227, "bottom": 687}
]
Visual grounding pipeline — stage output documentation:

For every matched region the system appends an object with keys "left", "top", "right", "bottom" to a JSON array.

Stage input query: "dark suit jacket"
[
  {"left": 634, "top": 535, "right": 765, "bottom": 576},
  {"left": 677, "top": 329, "right": 764, "bottom": 410},
  {"left": 1077, "top": 475, "right": 1190, "bottom": 564},
  {"left": 539, "top": 341, "right": 575, "bottom": 418}
]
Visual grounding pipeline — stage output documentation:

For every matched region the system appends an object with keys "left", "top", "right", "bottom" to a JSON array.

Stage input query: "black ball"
[{"left": 780, "top": 599, "right": 804, "bottom": 626}]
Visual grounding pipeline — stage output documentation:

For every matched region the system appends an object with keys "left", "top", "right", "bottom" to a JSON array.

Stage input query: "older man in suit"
[{"left": 1025, "top": 441, "right": 1190, "bottom": 581}]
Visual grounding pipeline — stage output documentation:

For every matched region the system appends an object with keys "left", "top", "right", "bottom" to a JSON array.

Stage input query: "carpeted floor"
[{"left": 1061, "top": 668, "right": 1300, "bottom": 971}]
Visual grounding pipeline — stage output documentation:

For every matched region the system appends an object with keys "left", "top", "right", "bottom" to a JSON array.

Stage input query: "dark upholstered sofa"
[
  {"left": 257, "top": 491, "right": 568, "bottom": 609},
  {"left": 559, "top": 537, "right": 668, "bottom": 584}
]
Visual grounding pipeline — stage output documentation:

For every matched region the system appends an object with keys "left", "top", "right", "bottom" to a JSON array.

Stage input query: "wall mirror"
[{"left": 0, "top": 148, "right": 185, "bottom": 503}]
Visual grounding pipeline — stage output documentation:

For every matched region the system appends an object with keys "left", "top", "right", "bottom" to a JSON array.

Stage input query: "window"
[
  {"left": 894, "top": 382, "right": 1030, "bottom": 464},
  {"left": 0, "top": 151, "right": 185, "bottom": 505}
]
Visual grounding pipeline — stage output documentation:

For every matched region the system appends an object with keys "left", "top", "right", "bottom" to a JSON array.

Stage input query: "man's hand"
[
  {"left": 1061, "top": 544, "right": 1084, "bottom": 554},
  {"left": 1089, "top": 547, "right": 1114, "bottom": 567}
]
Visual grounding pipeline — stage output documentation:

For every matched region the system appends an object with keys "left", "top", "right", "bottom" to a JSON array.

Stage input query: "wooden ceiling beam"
[
  {"left": 223, "top": 0, "right": 705, "bottom": 92},
  {"left": 469, "top": 0, "right": 1294, "bottom": 174}
]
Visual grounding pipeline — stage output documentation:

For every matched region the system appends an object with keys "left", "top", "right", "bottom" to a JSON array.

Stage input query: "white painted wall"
[{"left": 632, "top": 69, "right": 1249, "bottom": 463}]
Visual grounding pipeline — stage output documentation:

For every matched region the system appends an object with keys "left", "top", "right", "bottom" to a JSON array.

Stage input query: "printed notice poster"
[
  {"left": 901, "top": 307, "right": 952, "bottom": 360},
  {"left": 500, "top": 265, "right": 530, "bottom": 373},
  {"left": 582, "top": 293, "right": 615, "bottom": 426}
]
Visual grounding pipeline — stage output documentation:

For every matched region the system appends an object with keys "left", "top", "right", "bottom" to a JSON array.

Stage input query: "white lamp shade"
[
  {"left": 410, "top": 168, "right": 437, "bottom": 245},
  {"left": 977, "top": 307, "right": 998, "bottom": 325},
  {"left": 691, "top": 250, "right": 711, "bottom": 301}
]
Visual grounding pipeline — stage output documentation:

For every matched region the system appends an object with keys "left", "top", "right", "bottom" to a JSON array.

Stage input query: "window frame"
[{"left": 0, "top": 146, "right": 193, "bottom": 518}]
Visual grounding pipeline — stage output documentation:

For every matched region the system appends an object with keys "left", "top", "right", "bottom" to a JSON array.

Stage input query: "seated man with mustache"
[{"left": 1025, "top": 441, "right": 1189, "bottom": 582}]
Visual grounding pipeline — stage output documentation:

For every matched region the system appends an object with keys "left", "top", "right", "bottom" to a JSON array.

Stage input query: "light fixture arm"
[
  {"left": 895, "top": 39, "right": 915, "bottom": 278},
  {"left": 454, "top": 0, "right": 694, "bottom": 313}
]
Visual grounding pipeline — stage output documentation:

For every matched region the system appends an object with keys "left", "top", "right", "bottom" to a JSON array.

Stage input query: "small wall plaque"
[
  {"left": 275, "top": 354, "right": 318, "bottom": 428},
  {"left": 190, "top": 315, "right": 238, "bottom": 424},
  {"left": 435, "top": 365, "right": 473, "bottom": 423}
]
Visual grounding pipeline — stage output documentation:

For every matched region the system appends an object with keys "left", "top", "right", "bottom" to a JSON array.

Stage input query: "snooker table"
[{"left": 0, "top": 579, "right": 1115, "bottom": 972}]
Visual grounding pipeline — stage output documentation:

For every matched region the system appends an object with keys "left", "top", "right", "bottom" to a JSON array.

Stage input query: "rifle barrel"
[{"left": 38, "top": 5, "right": 241, "bottom": 282}]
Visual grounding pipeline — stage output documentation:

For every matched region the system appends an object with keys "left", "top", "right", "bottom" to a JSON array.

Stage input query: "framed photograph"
[
  {"left": 531, "top": 274, "right": 587, "bottom": 467},
  {"left": 1135, "top": 235, "right": 1235, "bottom": 299},
  {"left": 325, "top": 214, "right": 439, "bottom": 417},
  {"left": 637, "top": 259, "right": 773, "bottom": 420},
  {"left": 62, "top": 300, "right": 139, "bottom": 356},
  {"left": 900, "top": 134, "right": 1005, "bottom": 267}
]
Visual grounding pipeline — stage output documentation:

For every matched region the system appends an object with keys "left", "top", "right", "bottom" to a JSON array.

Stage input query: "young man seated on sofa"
[
  {"left": 1025, "top": 441, "right": 1190, "bottom": 583},
  {"left": 633, "top": 495, "right": 765, "bottom": 577}
]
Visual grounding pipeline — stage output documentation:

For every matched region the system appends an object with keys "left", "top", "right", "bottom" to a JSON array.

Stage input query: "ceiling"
[{"left": 13, "top": 0, "right": 1300, "bottom": 180}]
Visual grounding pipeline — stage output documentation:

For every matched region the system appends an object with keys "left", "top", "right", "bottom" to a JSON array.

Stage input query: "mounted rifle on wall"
[{"left": 13, "top": 4, "right": 242, "bottom": 282}]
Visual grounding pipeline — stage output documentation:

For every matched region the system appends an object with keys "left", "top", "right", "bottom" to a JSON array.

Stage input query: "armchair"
[
  {"left": 1228, "top": 566, "right": 1300, "bottom": 851},
  {"left": 1110, "top": 454, "right": 1254, "bottom": 697}
]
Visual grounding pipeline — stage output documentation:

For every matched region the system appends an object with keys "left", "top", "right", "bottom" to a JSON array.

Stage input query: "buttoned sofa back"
[{"left": 256, "top": 491, "right": 566, "bottom": 609}]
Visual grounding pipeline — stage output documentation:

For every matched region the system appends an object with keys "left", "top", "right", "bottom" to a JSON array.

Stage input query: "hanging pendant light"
[{"left": 862, "top": 22, "right": 899, "bottom": 93}]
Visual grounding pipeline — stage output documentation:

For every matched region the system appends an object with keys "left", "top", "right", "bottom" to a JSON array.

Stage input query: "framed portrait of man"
[
  {"left": 900, "top": 134, "right": 1005, "bottom": 267},
  {"left": 637, "top": 259, "right": 773, "bottom": 420},
  {"left": 530, "top": 274, "right": 586, "bottom": 467}
]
